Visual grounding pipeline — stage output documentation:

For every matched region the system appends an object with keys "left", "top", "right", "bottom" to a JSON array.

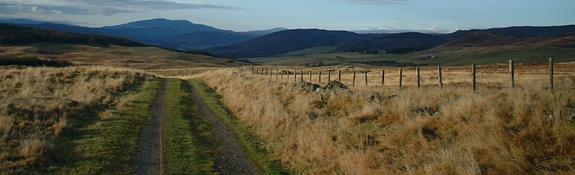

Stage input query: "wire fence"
[{"left": 239, "top": 58, "right": 575, "bottom": 93}]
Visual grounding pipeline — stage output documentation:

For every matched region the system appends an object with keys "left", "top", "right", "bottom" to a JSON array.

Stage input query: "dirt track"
[
  {"left": 131, "top": 79, "right": 262, "bottom": 174},
  {"left": 133, "top": 79, "right": 167, "bottom": 175},
  {"left": 189, "top": 82, "right": 263, "bottom": 175}
]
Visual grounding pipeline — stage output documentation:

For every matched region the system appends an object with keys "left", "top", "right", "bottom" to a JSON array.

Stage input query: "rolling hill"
[
  {"left": 0, "top": 24, "right": 142, "bottom": 46},
  {"left": 207, "top": 29, "right": 380, "bottom": 58},
  {"left": 0, "top": 18, "right": 282, "bottom": 50},
  {"left": 338, "top": 25, "right": 575, "bottom": 54},
  {"left": 208, "top": 25, "right": 575, "bottom": 59},
  {"left": 338, "top": 32, "right": 449, "bottom": 54},
  {"left": 0, "top": 24, "right": 240, "bottom": 69}
]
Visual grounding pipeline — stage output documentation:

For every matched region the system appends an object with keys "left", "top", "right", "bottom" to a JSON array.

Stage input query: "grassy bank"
[
  {"left": 189, "top": 79, "right": 288, "bottom": 174},
  {"left": 198, "top": 68, "right": 575, "bottom": 174},
  {"left": 0, "top": 67, "right": 148, "bottom": 173}
]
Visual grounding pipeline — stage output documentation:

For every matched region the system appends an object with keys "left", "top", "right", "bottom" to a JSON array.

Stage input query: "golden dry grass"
[
  {"left": 0, "top": 43, "right": 241, "bottom": 69},
  {"left": 197, "top": 65, "right": 575, "bottom": 175},
  {"left": 0, "top": 66, "right": 149, "bottom": 171}
]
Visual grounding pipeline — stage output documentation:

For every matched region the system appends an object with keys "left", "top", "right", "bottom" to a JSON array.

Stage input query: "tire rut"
[
  {"left": 189, "top": 82, "right": 263, "bottom": 175},
  {"left": 133, "top": 79, "right": 167, "bottom": 175}
]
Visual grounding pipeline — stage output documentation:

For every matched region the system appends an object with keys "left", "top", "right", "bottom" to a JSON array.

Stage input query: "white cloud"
[{"left": 0, "top": 0, "right": 237, "bottom": 16}]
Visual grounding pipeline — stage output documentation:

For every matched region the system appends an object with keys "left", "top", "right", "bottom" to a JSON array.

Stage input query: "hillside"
[
  {"left": 207, "top": 29, "right": 373, "bottom": 58},
  {"left": 156, "top": 31, "right": 256, "bottom": 50},
  {"left": 0, "top": 24, "right": 240, "bottom": 69},
  {"left": 0, "top": 18, "right": 276, "bottom": 50},
  {"left": 338, "top": 32, "right": 449, "bottom": 54},
  {"left": 249, "top": 33, "right": 575, "bottom": 66},
  {"left": 207, "top": 25, "right": 575, "bottom": 59},
  {"left": 0, "top": 24, "right": 142, "bottom": 46},
  {"left": 336, "top": 25, "right": 575, "bottom": 55}
]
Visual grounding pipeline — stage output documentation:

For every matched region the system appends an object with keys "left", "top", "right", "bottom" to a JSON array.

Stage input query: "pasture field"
[
  {"left": 1, "top": 62, "right": 573, "bottom": 174},
  {"left": 0, "top": 43, "right": 240, "bottom": 69},
  {"left": 194, "top": 63, "right": 575, "bottom": 174}
]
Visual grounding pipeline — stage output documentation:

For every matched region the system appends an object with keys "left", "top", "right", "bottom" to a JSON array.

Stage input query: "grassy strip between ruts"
[
  {"left": 164, "top": 79, "right": 216, "bottom": 174},
  {"left": 48, "top": 78, "right": 160, "bottom": 174},
  {"left": 189, "top": 79, "right": 289, "bottom": 175}
]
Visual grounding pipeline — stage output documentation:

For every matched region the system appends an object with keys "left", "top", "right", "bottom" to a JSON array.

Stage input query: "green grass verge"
[
  {"left": 48, "top": 79, "right": 161, "bottom": 174},
  {"left": 189, "top": 79, "right": 289, "bottom": 175},
  {"left": 164, "top": 79, "right": 216, "bottom": 175}
]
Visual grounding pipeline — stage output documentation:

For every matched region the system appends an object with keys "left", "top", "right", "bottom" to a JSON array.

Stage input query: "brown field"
[
  {"left": 0, "top": 43, "right": 241, "bottom": 69},
  {"left": 1, "top": 61, "right": 574, "bottom": 174},
  {"left": 195, "top": 63, "right": 575, "bottom": 174},
  {"left": 0, "top": 66, "right": 148, "bottom": 171}
]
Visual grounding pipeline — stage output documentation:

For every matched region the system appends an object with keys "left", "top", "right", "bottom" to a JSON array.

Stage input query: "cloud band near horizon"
[{"left": 0, "top": 0, "right": 238, "bottom": 16}]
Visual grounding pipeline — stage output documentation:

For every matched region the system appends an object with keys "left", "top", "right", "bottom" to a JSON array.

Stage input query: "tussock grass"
[
  {"left": 198, "top": 68, "right": 575, "bottom": 174},
  {"left": 0, "top": 66, "right": 148, "bottom": 173}
]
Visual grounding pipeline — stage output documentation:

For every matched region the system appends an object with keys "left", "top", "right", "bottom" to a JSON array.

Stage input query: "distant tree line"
[
  {"left": 0, "top": 24, "right": 143, "bottom": 47},
  {"left": 0, "top": 56, "right": 72, "bottom": 67}
]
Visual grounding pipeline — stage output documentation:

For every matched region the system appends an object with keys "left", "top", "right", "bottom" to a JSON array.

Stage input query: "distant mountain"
[
  {"left": 156, "top": 31, "right": 256, "bottom": 50},
  {"left": 0, "top": 19, "right": 55, "bottom": 25},
  {"left": 352, "top": 29, "right": 449, "bottom": 34},
  {"left": 443, "top": 32, "right": 524, "bottom": 47},
  {"left": 339, "top": 32, "right": 449, "bottom": 54},
  {"left": 451, "top": 25, "right": 575, "bottom": 38},
  {"left": 104, "top": 18, "right": 223, "bottom": 32},
  {"left": 0, "top": 18, "right": 279, "bottom": 50},
  {"left": 340, "top": 25, "right": 575, "bottom": 54},
  {"left": 242, "top": 28, "right": 288, "bottom": 36},
  {"left": 99, "top": 18, "right": 229, "bottom": 43},
  {"left": 208, "top": 29, "right": 372, "bottom": 58},
  {"left": 0, "top": 24, "right": 142, "bottom": 46}
]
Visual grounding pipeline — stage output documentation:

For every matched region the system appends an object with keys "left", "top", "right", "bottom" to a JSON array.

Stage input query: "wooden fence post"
[
  {"left": 472, "top": 64, "right": 477, "bottom": 91},
  {"left": 280, "top": 70, "right": 284, "bottom": 79},
  {"left": 352, "top": 71, "right": 356, "bottom": 86},
  {"left": 338, "top": 70, "right": 342, "bottom": 82},
  {"left": 328, "top": 70, "right": 332, "bottom": 82},
  {"left": 399, "top": 68, "right": 403, "bottom": 89},
  {"left": 509, "top": 60, "right": 515, "bottom": 88},
  {"left": 319, "top": 71, "right": 322, "bottom": 84},
  {"left": 416, "top": 67, "right": 421, "bottom": 88},
  {"left": 309, "top": 71, "right": 312, "bottom": 82},
  {"left": 438, "top": 65, "right": 443, "bottom": 88},
  {"left": 294, "top": 70, "right": 297, "bottom": 82},
  {"left": 364, "top": 71, "right": 368, "bottom": 87},
  {"left": 276, "top": 69, "right": 279, "bottom": 80},
  {"left": 381, "top": 70, "right": 385, "bottom": 87},
  {"left": 301, "top": 70, "right": 304, "bottom": 82},
  {"left": 549, "top": 57, "right": 554, "bottom": 94}
]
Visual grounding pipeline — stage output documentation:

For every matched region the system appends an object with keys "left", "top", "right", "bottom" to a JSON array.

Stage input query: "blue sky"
[{"left": 0, "top": 0, "right": 574, "bottom": 32}]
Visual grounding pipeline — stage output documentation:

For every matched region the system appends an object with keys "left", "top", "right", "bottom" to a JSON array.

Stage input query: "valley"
[{"left": 1, "top": 11, "right": 575, "bottom": 175}]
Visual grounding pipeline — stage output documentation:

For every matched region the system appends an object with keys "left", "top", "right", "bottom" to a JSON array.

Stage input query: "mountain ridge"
[{"left": 0, "top": 18, "right": 283, "bottom": 50}]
